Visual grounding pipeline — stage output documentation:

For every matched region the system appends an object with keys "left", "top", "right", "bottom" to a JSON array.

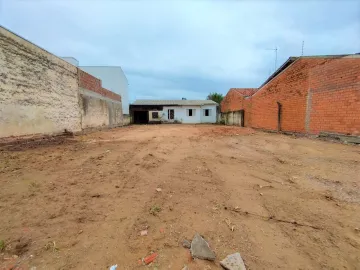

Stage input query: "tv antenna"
[
  {"left": 265, "top": 47, "right": 278, "bottom": 72},
  {"left": 301, "top": 40, "right": 304, "bottom": 56}
]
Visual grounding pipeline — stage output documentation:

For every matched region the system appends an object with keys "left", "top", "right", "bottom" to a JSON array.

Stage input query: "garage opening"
[{"left": 133, "top": 111, "right": 149, "bottom": 124}]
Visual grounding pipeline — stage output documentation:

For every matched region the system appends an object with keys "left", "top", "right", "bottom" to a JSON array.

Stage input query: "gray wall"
[
  {"left": 0, "top": 26, "right": 81, "bottom": 137},
  {"left": 0, "top": 26, "right": 126, "bottom": 138},
  {"left": 80, "top": 88, "right": 123, "bottom": 129}
]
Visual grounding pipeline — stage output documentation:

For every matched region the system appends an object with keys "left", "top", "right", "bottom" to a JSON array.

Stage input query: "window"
[
  {"left": 168, "top": 109, "right": 174, "bottom": 120},
  {"left": 204, "top": 109, "right": 211, "bottom": 117},
  {"left": 152, "top": 112, "right": 159, "bottom": 119},
  {"left": 187, "top": 109, "right": 195, "bottom": 117}
]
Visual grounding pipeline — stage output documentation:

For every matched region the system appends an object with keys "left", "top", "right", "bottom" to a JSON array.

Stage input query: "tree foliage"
[{"left": 207, "top": 92, "right": 224, "bottom": 104}]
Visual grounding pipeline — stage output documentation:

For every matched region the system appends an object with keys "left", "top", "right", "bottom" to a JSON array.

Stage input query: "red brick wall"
[
  {"left": 221, "top": 89, "right": 254, "bottom": 126},
  {"left": 308, "top": 58, "right": 360, "bottom": 135},
  {"left": 78, "top": 69, "right": 121, "bottom": 102},
  {"left": 250, "top": 58, "right": 335, "bottom": 132}
]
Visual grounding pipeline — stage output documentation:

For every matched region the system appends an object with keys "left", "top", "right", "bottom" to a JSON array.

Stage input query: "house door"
[{"left": 168, "top": 109, "right": 174, "bottom": 120}]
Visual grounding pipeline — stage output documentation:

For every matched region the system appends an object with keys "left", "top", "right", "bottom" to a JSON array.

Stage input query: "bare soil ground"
[{"left": 0, "top": 125, "right": 359, "bottom": 270}]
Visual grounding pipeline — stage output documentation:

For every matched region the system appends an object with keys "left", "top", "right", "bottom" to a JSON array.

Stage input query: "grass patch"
[
  {"left": 150, "top": 205, "right": 161, "bottom": 216},
  {"left": 0, "top": 240, "right": 5, "bottom": 251}
]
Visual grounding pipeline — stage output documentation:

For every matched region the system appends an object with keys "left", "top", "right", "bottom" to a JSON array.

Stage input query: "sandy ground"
[{"left": 0, "top": 125, "right": 359, "bottom": 270}]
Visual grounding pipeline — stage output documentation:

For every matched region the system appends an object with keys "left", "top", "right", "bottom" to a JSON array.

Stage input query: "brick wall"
[
  {"left": 251, "top": 58, "right": 335, "bottom": 132},
  {"left": 221, "top": 88, "right": 255, "bottom": 126},
  {"left": 221, "top": 57, "right": 359, "bottom": 135},
  {"left": 308, "top": 58, "right": 360, "bottom": 135},
  {"left": 78, "top": 69, "right": 121, "bottom": 102}
]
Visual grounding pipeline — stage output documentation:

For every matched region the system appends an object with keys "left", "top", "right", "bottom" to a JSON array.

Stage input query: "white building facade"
[{"left": 131, "top": 100, "right": 218, "bottom": 124}]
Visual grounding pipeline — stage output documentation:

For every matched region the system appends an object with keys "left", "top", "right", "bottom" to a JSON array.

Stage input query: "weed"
[
  {"left": 29, "top": 182, "right": 40, "bottom": 189},
  {"left": 150, "top": 205, "right": 161, "bottom": 215},
  {"left": 0, "top": 240, "right": 5, "bottom": 251}
]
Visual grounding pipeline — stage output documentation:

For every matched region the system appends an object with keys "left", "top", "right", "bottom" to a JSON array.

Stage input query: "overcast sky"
[{"left": 1, "top": 0, "right": 359, "bottom": 101}]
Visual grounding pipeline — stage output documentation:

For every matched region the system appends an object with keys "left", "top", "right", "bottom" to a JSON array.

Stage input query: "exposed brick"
[
  {"left": 221, "top": 57, "right": 360, "bottom": 135},
  {"left": 78, "top": 69, "right": 121, "bottom": 102}
]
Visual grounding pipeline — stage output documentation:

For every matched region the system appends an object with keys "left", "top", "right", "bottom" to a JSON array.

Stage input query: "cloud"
[{"left": 1, "top": 0, "right": 360, "bottom": 101}]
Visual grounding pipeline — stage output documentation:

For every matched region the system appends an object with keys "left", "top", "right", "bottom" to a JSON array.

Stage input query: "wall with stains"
[
  {"left": 0, "top": 26, "right": 81, "bottom": 137},
  {"left": 79, "top": 88, "right": 123, "bottom": 129},
  {"left": 78, "top": 69, "right": 123, "bottom": 129}
]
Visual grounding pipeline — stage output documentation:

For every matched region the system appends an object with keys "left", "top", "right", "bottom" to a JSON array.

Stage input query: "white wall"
[
  {"left": 160, "top": 105, "right": 217, "bottom": 123},
  {"left": 80, "top": 66, "right": 129, "bottom": 115}
]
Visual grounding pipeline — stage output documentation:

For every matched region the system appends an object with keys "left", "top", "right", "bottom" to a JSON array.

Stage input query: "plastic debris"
[
  {"left": 156, "top": 188, "right": 162, "bottom": 192},
  {"left": 109, "top": 264, "right": 117, "bottom": 270},
  {"left": 140, "top": 230, "right": 148, "bottom": 236}
]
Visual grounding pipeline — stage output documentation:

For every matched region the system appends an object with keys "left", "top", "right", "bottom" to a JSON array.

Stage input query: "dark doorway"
[
  {"left": 168, "top": 109, "right": 174, "bottom": 120},
  {"left": 240, "top": 110, "right": 245, "bottom": 127},
  {"left": 277, "top": 102, "right": 282, "bottom": 131},
  {"left": 133, "top": 111, "right": 149, "bottom": 124}
]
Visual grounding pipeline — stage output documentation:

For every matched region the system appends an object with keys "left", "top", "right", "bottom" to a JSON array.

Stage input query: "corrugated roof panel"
[{"left": 132, "top": 100, "right": 218, "bottom": 106}]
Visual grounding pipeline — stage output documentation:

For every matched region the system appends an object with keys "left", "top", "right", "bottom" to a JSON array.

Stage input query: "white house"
[{"left": 130, "top": 100, "right": 218, "bottom": 124}]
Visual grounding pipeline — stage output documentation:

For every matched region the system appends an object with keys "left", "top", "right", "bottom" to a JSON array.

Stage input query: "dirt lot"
[{"left": 0, "top": 125, "right": 359, "bottom": 270}]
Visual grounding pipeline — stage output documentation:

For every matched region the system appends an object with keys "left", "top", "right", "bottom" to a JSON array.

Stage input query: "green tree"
[{"left": 207, "top": 92, "right": 224, "bottom": 104}]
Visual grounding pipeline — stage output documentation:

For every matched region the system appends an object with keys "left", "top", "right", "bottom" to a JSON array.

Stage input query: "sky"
[{"left": 1, "top": 0, "right": 359, "bottom": 102}]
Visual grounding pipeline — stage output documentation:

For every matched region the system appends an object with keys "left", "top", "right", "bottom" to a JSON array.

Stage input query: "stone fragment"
[
  {"left": 220, "top": 252, "right": 246, "bottom": 270},
  {"left": 190, "top": 233, "right": 215, "bottom": 261}
]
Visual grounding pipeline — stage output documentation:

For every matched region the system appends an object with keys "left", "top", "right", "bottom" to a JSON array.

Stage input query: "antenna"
[
  {"left": 301, "top": 41, "right": 304, "bottom": 56},
  {"left": 265, "top": 47, "right": 278, "bottom": 72}
]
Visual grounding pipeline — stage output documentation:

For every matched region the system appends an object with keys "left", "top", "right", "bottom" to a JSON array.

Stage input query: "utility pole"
[{"left": 265, "top": 47, "right": 278, "bottom": 72}]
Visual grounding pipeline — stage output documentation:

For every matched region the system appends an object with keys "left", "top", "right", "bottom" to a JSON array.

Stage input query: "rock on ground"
[
  {"left": 190, "top": 233, "right": 216, "bottom": 261},
  {"left": 220, "top": 252, "right": 246, "bottom": 270},
  {"left": 182, "top": 239, "right": 191, "bottom": 249}
]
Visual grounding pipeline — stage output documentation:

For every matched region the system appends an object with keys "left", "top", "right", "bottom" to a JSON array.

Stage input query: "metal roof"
[{"left": 132, "top": 100, "right": 218, "bottom": 106}]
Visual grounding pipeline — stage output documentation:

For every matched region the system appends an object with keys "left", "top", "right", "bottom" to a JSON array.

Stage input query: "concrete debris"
[
  {"left": 190, "top": 233, "right": 216, "bottom": 261},
  {"left": 181, "top": 239, "right": 191, "bottom": 249},
  {"left": 156, "top": 188, "right": 162, "bottom": 192},
  {"left": 220, "top": 252, "right": 246, "bottom": 270}
]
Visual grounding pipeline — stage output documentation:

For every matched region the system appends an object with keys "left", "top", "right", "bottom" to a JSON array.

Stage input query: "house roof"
[{"left": 132, "top": 100, "right": 218, "bottom": 106}]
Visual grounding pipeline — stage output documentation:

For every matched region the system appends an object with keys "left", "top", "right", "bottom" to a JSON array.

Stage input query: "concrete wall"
[
  {"left": 0, "top": 26, "right": 81, "bottom": 137},
  {"left": 222, "top": 111, "right": 243, "bottom": 126},
  {"left": 80, "top": 66, "right": 129, "bottom": 114},
  {"left": 78, "top": 70, "right": 123, "bottom": 129},
  {"left": 0, "top": 26, "right": 125, "bottom": 138},
  {"left": 160, "top": 105, "right": 217, "bottom": 123},
  {"left": 79, "top": 89, "right": 123, "bottom": 129}
]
